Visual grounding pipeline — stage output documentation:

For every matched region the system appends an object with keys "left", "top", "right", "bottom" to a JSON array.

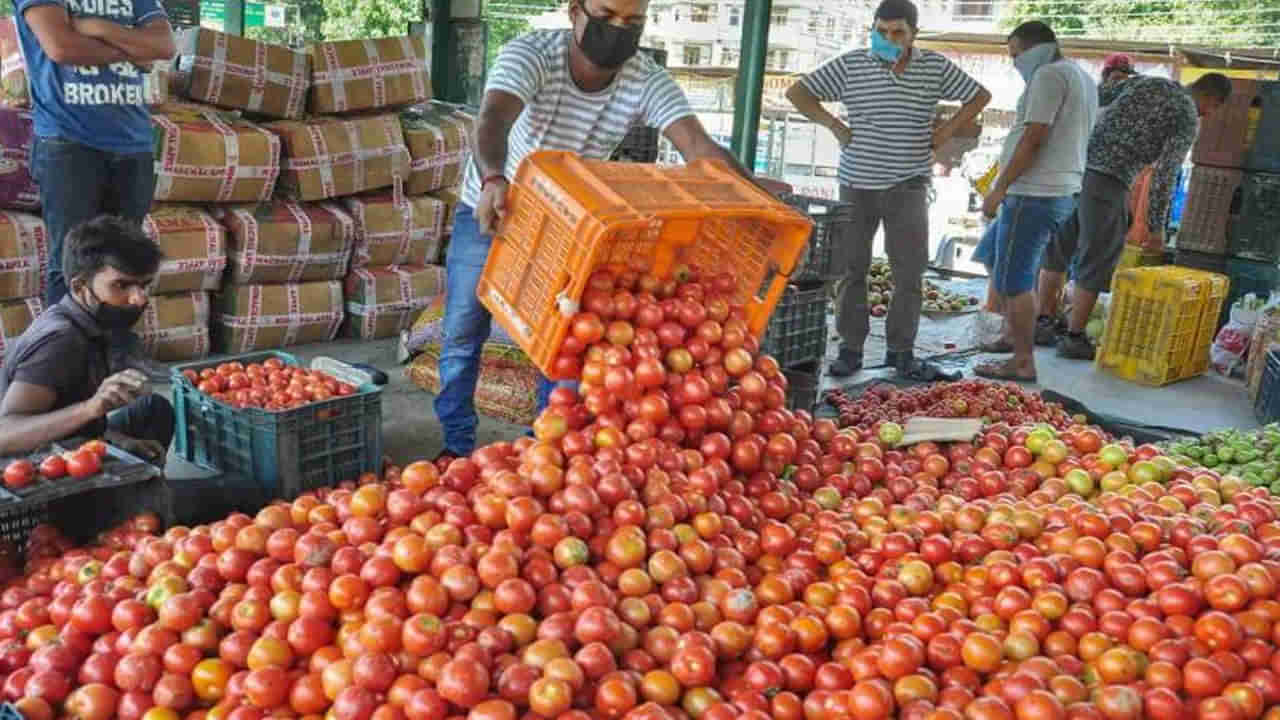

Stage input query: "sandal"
[
  {"left": 974, "top": 361, "right": 1037, "bottom": 384},
  {"left": 979, "top": 340, "right": 1014, "bottom": 354}
]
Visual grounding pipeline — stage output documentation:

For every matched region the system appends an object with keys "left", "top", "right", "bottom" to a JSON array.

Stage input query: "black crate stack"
[
  {"left": 610, "top": 48, "right": 667, "bottom": 164},
  {"left": 1176, "top": 78, "right": 1280, "bottom": 324}
]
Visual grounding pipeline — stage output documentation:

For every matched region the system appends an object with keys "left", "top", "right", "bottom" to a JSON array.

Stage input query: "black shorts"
[{"left": 1043, "top": 170, "right": 1131, "bottom": 293}]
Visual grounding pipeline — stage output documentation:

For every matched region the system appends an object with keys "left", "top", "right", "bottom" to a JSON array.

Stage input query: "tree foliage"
[
  {"left": 320, "top": 0, "right": 424, "bottom": 40},
  {"left": 486, "top": 0, "right": 562, "bottom": 68},
  {"left": 1001, "top": 0, "right": 1280, "bottom": 47}
]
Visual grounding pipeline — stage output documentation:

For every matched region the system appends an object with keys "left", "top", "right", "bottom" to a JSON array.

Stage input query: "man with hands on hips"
[
  {"left": 785, "top": 0, "right": 990, "bottom": 381},
  {"left": 435, "top": 0, "right": 788, "bottom": 464}
]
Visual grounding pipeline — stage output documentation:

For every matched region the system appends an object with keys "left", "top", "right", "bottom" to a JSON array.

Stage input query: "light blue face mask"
[
  {"left": 870, "top": 29, "right": 903, "bottom": 63},
  {"left": 1013, "top": 42, "right": 1058, "bottom": 83}
]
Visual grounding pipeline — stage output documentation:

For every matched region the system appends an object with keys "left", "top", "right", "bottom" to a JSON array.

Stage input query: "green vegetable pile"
[{"left": 1163, "top": 424, "right": 1280, "bottom": 493}]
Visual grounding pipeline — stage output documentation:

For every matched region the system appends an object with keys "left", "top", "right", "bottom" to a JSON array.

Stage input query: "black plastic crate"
[
  {"left": 783, "top": 362, "right": 820, "bottom": 412},
  {"left": 1228, "top": 172, "right": 1280, "bottom": 262},
  {"left": 1255, "top": 349, "right": 1280, "bottom": 423},
  {"left": 610, "top": 47, "right": 664, "bottom": 165},
  {"left": 759, "top": 283, "right": 828, "bottom": 369},
  {"left": 1173, "top": 249, "right": 1228, "bottom": 275},
  {"left": 1246, "top": 81, "right": 1280, "bottom": 173},
  {"left": 171, "top": 351, "right": 383, "bottom": 500},
  {"left": 781, "top": 193, "right": 854, "bottom": 284}
]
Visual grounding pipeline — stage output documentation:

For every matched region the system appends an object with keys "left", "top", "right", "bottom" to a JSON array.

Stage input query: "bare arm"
[
  {"left": 663, "top": 115, "right": 791, "bottom": 195},
  {"left": 935, "top": 87, "right": 991, "bottom": 148},
  {"left": 982, "top": 122, "right": 1050, "bottom": 217},
  {"left": 0, "top": 381, "right": 99, "bottom": 456},
  {"left": 785, "top": 82, "right": 848, "bottom": 144},
  {"left": 474, "top": 89, "right": 526, "bottom": 180},
  {"left": 73, "top": 17, "right": 175, "bottom": 63},
  {"left": 22, "top": 5, "right": 126, "bottom": 66}
]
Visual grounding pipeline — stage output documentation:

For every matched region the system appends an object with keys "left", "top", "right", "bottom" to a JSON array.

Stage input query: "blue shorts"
[
  {"left": 973, "top": 225, "right": 995, "bottom": 270},
  {"left": 989, "top": 194, "right": 1077, "bottom": 296}
]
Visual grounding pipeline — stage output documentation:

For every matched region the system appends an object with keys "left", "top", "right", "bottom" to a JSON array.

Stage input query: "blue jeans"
[
  {"left": 988, "top": 194, "right": 1076, "bottom": 296},
  {"left": 31, "top": 137, "right": 156, "bottom": 306},
  {"left": 433, "top": 204, "right": 556, "bottom": 454}
]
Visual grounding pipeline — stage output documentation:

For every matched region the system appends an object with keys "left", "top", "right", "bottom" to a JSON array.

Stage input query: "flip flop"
[
  {"left": 974, "top": 361, "right": 1037, "bottom": 384},
  {"left": 979, "top": 340, "right": 1014, "bottom": 354}
]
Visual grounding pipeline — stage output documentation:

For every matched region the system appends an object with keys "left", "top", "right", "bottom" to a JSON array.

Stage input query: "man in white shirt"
[
  {"left": 786, "top": 0, "right": 990, "bottom": 381},
  {"left": 974, "top": 21, "right": 1097, "bottom": 382},
  {"left": 434, "top": 0, "right": 785, "bottom": 461}
]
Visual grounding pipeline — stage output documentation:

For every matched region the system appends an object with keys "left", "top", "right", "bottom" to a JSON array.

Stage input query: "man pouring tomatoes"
[{"left": 0, "top": 215, "right": 172, "bottom": 461}]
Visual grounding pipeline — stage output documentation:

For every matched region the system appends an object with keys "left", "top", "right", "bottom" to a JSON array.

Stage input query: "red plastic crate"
[
  {"left": 1176, "top": 165, "right": 1243, "bottom": 255},
  {"left": 477, "top": 152, "right": 813, "bottom": 379}
]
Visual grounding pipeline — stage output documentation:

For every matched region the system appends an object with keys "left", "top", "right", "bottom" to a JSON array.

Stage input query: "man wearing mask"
[
  {"left": 16, "top": 0, "right": 175, "bottom": 379},
  {"left": 1036, "top": 72, "right": 1233, "bottom": 359},
  {"left": 786, "top": 0, "right": 991, "bottom": 380},
  {"left": 973, "top": 22, "right": 1096, "bottom": 383},
  {"left": 435, "top": 0, "right": 787, "bottom": 463},
  {"left": 0, "top": 216, "right": 172, "bottom": 460}
]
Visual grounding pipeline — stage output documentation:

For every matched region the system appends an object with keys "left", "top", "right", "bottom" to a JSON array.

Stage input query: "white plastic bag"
[
  {"left": 972, "top": 309, "right": 1005, "bottom": 349},
  {"left": 1212, "top": 293, "right": 1265, "bottom": 376}
]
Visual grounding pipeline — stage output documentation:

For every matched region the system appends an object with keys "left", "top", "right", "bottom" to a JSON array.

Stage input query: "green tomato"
[
  {"left": 1203, "top": 454, "right": 1220, "bottom": 467},
  {"left": 1218, "top": 448, "right": 1235, "bottom": 463}
]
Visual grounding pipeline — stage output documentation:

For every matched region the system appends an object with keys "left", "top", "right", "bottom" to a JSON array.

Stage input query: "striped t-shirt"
[
  {"left": 801, "top": 48, "right": 983, "bottom": 190},
  {"left": 460, "top": 30, "right": 695, "bottom": 208}
]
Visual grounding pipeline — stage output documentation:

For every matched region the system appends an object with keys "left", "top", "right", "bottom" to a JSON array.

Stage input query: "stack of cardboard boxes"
[{"left": 0, "top": 22, "right": 474, "bottom": 361}]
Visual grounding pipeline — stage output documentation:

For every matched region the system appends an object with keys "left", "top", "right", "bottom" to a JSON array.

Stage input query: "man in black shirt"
[{"left": 0, "top": 216, "right": 173, "bottom": 459}]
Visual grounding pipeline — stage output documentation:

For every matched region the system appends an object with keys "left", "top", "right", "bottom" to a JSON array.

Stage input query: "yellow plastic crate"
[
  {"left": 1113, "top": 246, "right": 1164, "bottom": 279},
  {"left": 1096, "top": 266, "right": 1229, "bottom": 386}
]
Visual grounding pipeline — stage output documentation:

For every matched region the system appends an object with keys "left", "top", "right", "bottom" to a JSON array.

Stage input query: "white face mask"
[{"left": 1013, "top": 42, "right": 1058, "bottom": 83}]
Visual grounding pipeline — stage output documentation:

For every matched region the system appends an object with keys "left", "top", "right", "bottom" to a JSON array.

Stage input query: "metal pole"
[
  {"left": 431, "top": 0, "right": 451, "bottom": 101},
  {"left": 731, "top": 0, "right": 772, "bottom": 167}
]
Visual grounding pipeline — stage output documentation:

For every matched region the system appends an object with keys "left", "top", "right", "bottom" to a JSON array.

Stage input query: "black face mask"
[
  {"left": 87, "top": 287, "right": 146, "bottom": 330},
  {"left": 575, "top": 4, "right": 642, "bottom": 70}
]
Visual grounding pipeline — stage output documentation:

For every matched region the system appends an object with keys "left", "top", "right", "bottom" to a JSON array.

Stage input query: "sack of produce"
[
  {"left": 401, "top": 102, "right": 473, "bottom": 196},
  {"left": 219, "top": 201, "right": 356, "bottom": 284},
  {"left": 344, "top": 191, "right": 448, "bottom": 268},
  {"left": 176, "top": 28, "right": 310, "bottom": 120},
  {"left": 267, "top": 114, "right": 411, "bottom": 202},
  {"left": 152, "top": 103, "right": 282, "bottom": 203},
  {"left": 309, "top": 35, "right": 430, "bottom": 114},
  {"left": 343, "top": 264, "right": 445, "bottom": 339},
  {"left": 214, "top": 280, "right": 344, "bottom": 352},
  {"left": 406, "top": 293, "right": 518, "bottom": 355},
  {"left": 0, "top": 296, "right": 41, "bottom": 357},
  {"left": 0, "top": 108, "right": 38, "bottom": 211},
  {"left": 132, "top": 291, "right": 211, "bottom": 361},
  {"left": 0, "top": 211, "right": 46, "bottom": 302},
  {"left": 0, "top": 19, "right": 26, "bottom": 108},
  {"left": 143, "top": 205, "right": 228, "bottom": 294},
  {"left": 406, "top": 342, "right": 539, "bottom": 425},
  {"left": 1212, "top": 293, "right": 1266, "bottom": 377}
]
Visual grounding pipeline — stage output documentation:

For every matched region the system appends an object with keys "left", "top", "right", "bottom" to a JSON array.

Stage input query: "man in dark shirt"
[
  {"left": 1037, "top": 72, "right": 1232, "bottom": 359},
  {"left": 0, "top": 216, "right": 173, "bottom": 459}
]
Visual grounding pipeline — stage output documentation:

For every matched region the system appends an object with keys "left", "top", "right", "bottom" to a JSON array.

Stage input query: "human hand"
[
  {"left": 981, "top": 188, "right": 1005, "bottom": 219},
  {"left": 475, "top": 178, "right": 509, "bottom": 235},
  {"left": 88, "top": 369, "right": 148, "bottom": 418},
  {"left": 104, "top": 430, "right": 166, "bottom": 462},
  {"left": 831, "top": 123, "right": 852, "bottom": 148}
]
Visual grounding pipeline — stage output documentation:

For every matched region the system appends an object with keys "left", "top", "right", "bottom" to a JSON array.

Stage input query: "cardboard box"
[
  {"left": 267, "top": 114, "right": 410, "bottom": 202},
  {"left": 401, "top": 102, "right": 473, "bottom": 196},
  {"left": 344, "top": 191, "right": 447, "bottom": 268},
  {"left": 431, "top": 186, "right": 460, "bottom": 236},
  {"left": 0, "top": 211, "right": 46, "bottom": 302},
  {"left": 177, "top": 28, "right": 310, "bottom": 120},
  {"left": 215, "top": 280, "right": 344, "bottom": 352},
  {"left": 343, "top": 264, "right": 444, "bottom": 339},
  {"left": 309, "top": 35, "right": 431, "bottom": 114},
  {"left": 407, "top": 342, "right": 539, "bottom": 426},
  {"left": 132, "top": 291, "right": 211, "bottom": 361},
  {"left": 0, "top": 109, "right": 37, "bottom": 211},
  {"left": 152, "top": 103, "right": 282, "bottom": 203},
  {"left": 0, "top": 296, "right": 42, "bottom": 357},
  {"left": 143, "top": 205, "right": 228, "bottom": 294},
  {"left": 0, "top": 19, "right": 26, "bottom": 109},
  {"left": 220, "top": 201, "right": 356, "bottom": 285}
]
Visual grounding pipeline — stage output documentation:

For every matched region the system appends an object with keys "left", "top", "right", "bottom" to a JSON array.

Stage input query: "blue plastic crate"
[
  {"left": 171, "top": 351, "right": 383, "bottom": 500},
  {"left": 1255, "top": 349, "right": 1280, "bottom": 423}
]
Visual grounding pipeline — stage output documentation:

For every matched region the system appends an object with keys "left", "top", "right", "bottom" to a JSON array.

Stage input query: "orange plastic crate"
[{"left": 477, "top": 152, "right": 813, "bottom": 379}]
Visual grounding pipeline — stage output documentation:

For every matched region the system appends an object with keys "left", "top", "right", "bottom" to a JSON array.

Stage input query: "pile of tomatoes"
[
  {"left": 181, "top": 358, "right": 359, "bottom": 413},
  {"left": 824, "top": 382, "right": 1076, "bottom": 431},
  {"left": 1, "top": 266, "right": 1280, "bottom": 720},
  {"left": 3, "top": 439, "right": 110, "bottom": 490}
]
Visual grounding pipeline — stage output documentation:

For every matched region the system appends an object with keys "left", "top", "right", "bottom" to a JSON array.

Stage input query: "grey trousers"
[{"left": 835, "top": 177, "right": 931, "bottom": 355}]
